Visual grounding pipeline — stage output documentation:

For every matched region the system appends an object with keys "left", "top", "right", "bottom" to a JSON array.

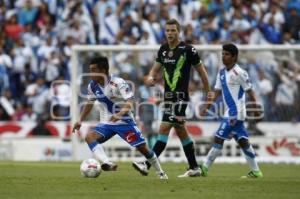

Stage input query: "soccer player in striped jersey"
[
  {"left": 72, "top": 56, "right": 167, "bottom": 179},
  {"left": 200, "top": 43, "right": 263, "bottom": 178}
]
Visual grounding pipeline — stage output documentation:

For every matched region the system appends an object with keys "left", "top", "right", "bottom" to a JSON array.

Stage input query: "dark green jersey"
[{"left": 156, "top": 41, "right": 202, "bottom": 101}]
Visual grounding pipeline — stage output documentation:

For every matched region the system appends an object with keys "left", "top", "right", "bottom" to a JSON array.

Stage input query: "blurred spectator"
[
  {"left": 24, "top": 76, "right": 49, "bottom": 118},
  {"left": 274, "top": 63, "right": 298, "bottom": 121},
  {"left": 261, "top": 16, "right": 282, "bottom": 44},
  {"left": 0, "top": 89, "right": 16, "bottom": 120},
  {"left": 4, "top": 13, "right": 24, "bottom": 41},
  {"left": 20, "top": 103, "right": 37, "bottom": 121},
  {"left": 31, "top": 116, "right": 51, "bottom": 136},
  {"left": 0, "top": 64, "right": 10, "bottom": 93},
  {"left": 17, "top": 0, "right": 38, "bottom": 26},
  {"left": 283, "top": 7, "right": 300, "bottom": 41},
  {"left": 257, "top": 70, "right": 273, "bottom": 120},
  {"left": 97, "top": 4, "right": 120, "bottom": 44},
  {"left": 0, "top": 45, "right": 13, "bottom": 69},
  {"left": 0, "top": 0, "right": 300, "bottom": 123},
  {"left": 49, "top": 75, "right": 71, "bottom": 121}
]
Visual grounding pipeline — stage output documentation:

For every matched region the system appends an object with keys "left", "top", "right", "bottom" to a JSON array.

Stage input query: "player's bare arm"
[
  {"left": 246, "top": 89, "right": 262, "bottom": 118},
  {"left": 72, "top": 101, "right": 95, "bottom": 133},
  {"left": 144, "top": 62, "right": 162, "bottom": 86},
  {"left": 194, "top": 62, "right": 210, "bottom": 93},
  {"left": 200, "top": 89, "right": 222, "bottom": 116},
  {"left": 110, "top": 99, "right": 134, "bottom": 122}
]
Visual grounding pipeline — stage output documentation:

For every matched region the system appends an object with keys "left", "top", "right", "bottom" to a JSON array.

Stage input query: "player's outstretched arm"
[
  {"left": 72, "top": 101, "right": 94, "bottom": 133},
  {"left": 144, "top": 62, "right": 162, "bottom": 86}
]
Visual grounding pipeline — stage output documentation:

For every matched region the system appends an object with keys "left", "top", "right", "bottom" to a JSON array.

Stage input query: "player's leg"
[
  {"left": 200, "top": 136, "right": 224, "bottom": 176},
  {"left": 200, "top": 119, "right": 232, "bottom": 176},
  {"left": 146, "top": 123, "right": 172, "bottom": 166},
  {"left": 85, "top": 124, "right": 117, "bottom": 171},
  {"left": 136, "top": 143, "right": 168, "bottom": 179},
  {"left": 149, "top": 101, "right": 175, "bottom": 161},
  {"left": 115, "top": 123, "right": 167, "bottom": 179},
  {"left": 133, "top": 122, "right": 172, "bottom": 174},
  {"left": 175, "top": 124, "right": 201, "bottom": 177},
  {"left": 234, "top": 121, "right": 263, "bottom": 178}
]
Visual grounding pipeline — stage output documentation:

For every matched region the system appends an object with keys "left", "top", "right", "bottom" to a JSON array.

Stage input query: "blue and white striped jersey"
[
  {"left": 215, "top": 64, "right": 252, "bottom": 121},
  {"left": 87, "top": 75, "right": 135, "bottom": 125}
]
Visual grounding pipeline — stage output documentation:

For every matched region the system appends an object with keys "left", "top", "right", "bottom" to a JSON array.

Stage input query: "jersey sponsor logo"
[
  {"left": 125, "top": 131, "right": 138, "bottom": 143},
  {"left": 163, "top": 58, "right": 176, "bottom": 64},
  {"left": 220, "top": 74, "right": 225, "bottom": 80},
  {"left": 168, "top": 115, "right": 175, "bottom": 121},
  {"left": 95, "top": 90, "right": 102, "bottom": 97}
]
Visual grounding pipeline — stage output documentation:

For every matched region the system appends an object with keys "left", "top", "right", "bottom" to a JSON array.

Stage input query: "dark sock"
[
  {"left": 146, "top": 140, "right": 167, "bottom": 169},
  {"left": 183, "top": 142, "right": 198, "bottom": 169}
]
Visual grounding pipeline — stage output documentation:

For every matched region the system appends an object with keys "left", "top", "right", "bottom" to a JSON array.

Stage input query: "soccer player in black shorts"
[{"left": 133, "top": 19, "right": 211, "bottom": 177}]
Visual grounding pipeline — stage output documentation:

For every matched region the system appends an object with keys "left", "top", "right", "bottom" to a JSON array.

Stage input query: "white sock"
[
  {"left": 242, "top": 145, "right": 260, "bottom": 171},
  {"left": 204, "top": 144, "right": 222, "bottom": 169},
  {"left": 147, "top": 154, "right": 164, "bottom": 174},
  {"left": 92, "top": 144, "right": 110, "bottom": 164}
]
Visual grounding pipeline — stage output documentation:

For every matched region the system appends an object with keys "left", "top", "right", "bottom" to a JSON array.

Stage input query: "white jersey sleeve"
[
  {"left": 238, "top": 70, "right": 252, "bottom": 91},
  {"left": 214, "top": 70, "right": 222, "bottom": 90}
]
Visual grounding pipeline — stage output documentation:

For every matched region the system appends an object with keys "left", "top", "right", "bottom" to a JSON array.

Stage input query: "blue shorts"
[
  {"left": 215, "top": 119, "right": 249, "bottom": 141},
  {"left": 92, "top": 123, "right": 146, "bottom": 147}
]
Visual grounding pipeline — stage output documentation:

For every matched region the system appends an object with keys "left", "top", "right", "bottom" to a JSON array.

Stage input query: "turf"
[{"left": 0, "top": 161, "right": 300, "bottom": 199}]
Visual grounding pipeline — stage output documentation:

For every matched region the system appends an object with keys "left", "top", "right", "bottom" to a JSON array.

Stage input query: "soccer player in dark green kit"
[{"left": 133, "top": 19, "right": 211, "bottom": 177}]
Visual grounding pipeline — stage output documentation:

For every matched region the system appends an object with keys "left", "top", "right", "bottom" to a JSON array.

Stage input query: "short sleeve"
[
  {"left": 118, "top": 80, "right": 134, "bottom": 100},
  {"left": 188, "top": 46, "right": 201, "bottom": 67},
  {"left": 155, "top": 46, "right": 163, "bottom": 64},
  {"left": 87, "top": 84, "right": 96, "bottom": 101},
  {"left": 214, "top": 71, "right": 222, "bottom": 90},
  {"left": 238, "top": 70, "right": 252, "bottom": 91}
]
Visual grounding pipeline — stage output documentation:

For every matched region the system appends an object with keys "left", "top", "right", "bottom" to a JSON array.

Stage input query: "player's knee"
[
  {"left": 136, "top": 143, "right": 150, "bottom": 155},
  {"left": 159, "top": 124, "right": 172, "bottom": 135},
  {"left": 238, "top": 138, "right": 249, "bottom": 148},
  {"left": 214, "top": 136, "right": 225, "bottom": 145},
  {"left": 85, "top": 131, "right": 101, "bottom": 144}
]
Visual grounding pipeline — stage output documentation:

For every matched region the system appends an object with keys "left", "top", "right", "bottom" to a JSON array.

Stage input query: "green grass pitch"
[{"left": 1, "top": 161, "right": 300, "bottom": 199}]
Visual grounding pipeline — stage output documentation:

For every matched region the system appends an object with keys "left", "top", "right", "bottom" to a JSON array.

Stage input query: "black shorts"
[{"left": 161, "top": 100, "right": 188, "bottom": 125}]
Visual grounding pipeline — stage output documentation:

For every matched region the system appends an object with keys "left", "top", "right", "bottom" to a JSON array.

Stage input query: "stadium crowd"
[{"left": 0, "top": 0, "right": 300, "bottom": 123}]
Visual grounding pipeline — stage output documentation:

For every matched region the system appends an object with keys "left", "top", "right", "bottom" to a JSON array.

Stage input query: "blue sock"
[{"left": 88, "top": 140, "right": 98, "bottom": 151}]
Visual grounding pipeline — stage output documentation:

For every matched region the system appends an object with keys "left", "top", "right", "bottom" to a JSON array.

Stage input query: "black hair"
[
  {"left": 89, "top": 56, "right": 109, "bottom": 72},
  {"left": 222, "top": 43, "right": 239, "bottom": 57}
]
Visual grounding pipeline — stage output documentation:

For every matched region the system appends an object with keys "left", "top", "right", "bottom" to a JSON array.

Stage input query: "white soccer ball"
[{"left": 80, "top": 158, "right": 101, "bottom": 178}]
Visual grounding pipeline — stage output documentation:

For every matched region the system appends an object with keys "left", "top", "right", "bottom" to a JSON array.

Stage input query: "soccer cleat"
[
  {"left": 241, "top": 170, "right": 263, "bottom": 178},
  {"left": 132, "top": 161, "right": 149, "bottom": 176},
  {"left": 101, "top": 162, "right": 118, "bottom": 171},
  {"left": 177, "top": 168, "right": 201, "bottom": 178},
  {"left": 158, "top": 172, "right": 168, "bottom": 180},
  {"left": 199, "top": 164, "right": 208, "bottom": 177}
]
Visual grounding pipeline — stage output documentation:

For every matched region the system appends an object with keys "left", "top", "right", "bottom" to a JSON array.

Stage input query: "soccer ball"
[{"left": 80, "top": 158, "right": 101, "bottom": 178}]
